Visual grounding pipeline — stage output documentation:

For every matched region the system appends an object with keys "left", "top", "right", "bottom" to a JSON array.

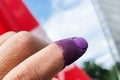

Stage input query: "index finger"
[{"left": 3, "top": 37, "right": 88, "bottom": 80}]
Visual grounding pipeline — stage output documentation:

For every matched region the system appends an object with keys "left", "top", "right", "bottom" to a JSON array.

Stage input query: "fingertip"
[{"left": 55, "top": 37, "right": 88, "bottom": 67}]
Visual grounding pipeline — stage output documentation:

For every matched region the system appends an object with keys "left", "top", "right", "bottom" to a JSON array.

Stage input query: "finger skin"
[
  {"left": 3, "top": 37, "right": 88, "bottom": 80},
  {"left": 3, "top": 43, "right": 64, "bottom": 80},
  {"left": 0, "top": 31, "right": 48, "bottom": 79},
  {"left": 0, "top": 31, "right": 16, "bottom": 46},
  {"left": 52, "top": 78, "right": 58, "bottom": 80}
]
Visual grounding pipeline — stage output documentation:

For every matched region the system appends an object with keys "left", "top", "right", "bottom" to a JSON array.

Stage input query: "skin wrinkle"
[
  {"left": 0, "top": 35, "right": 33, "bottom": 72},
  {"left": 24, "top": 62, "right": 42, "bottom": 80},
  {"left": 16, "top": 74, "right": 23, "bottom": 80},
  {"left": 0, "top": 51, "right": 25, "bottom": 79},
  {"left": 18, "top": 68, "right": 28, "bottom": 80},
  {"left": 0, "top": 52, "right": 20, "bottom": 77},
  {"left": 32, "top": 64, "right": 42, "bottom": 80},
  {"left": 13, "top": 31, "right": 37, "bottom": 54},
  {"left": 0, "top": 31, "right": 16, "bottom": 46},
  {"left": 33, "top": 64, "right": 40, "bottom": 79},
  {"left": 15, "top": 63, "right": 43, "bottom": 80}
]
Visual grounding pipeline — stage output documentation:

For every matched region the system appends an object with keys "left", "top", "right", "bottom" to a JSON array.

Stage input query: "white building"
[{"left": 91, "top": 0, "right": 120, "bottom": 79}]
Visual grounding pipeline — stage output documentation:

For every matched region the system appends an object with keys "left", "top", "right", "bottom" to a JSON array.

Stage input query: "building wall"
[{"left": 97, "top": 0, "right": 120, "bottom": 52}]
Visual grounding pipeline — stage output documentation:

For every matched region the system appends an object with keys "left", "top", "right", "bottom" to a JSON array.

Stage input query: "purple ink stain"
[{"left": 55, "top": 37, "right": 88, "bottom": 67}]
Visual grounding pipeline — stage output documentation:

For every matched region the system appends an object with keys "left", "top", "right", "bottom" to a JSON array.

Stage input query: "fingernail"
[{"left": 55, "top": 37, "right": 88, "bottom": 67}]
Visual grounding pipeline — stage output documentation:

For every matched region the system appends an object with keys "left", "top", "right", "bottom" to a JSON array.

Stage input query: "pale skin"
[{"left": 0, "top": 31, "right": 64, "bottom": 80}]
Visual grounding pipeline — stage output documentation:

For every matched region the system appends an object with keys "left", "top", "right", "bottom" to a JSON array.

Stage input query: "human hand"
[{"left": 0, "top": 31, "right": 88, "bottom": 80}]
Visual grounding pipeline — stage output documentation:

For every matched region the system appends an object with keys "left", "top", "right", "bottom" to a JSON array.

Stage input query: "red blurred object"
[
  {"left": 0, "top": 1, "right": 91, "bottom": 80},
  {"left": 0, "top": 22, "right": 6, "bottom": 34},
  {"left": 56, "top": 65, "right": 91, "bottom": 80},
  {"left": 0, "top": 0, "right": 38, "bottom": 34}
]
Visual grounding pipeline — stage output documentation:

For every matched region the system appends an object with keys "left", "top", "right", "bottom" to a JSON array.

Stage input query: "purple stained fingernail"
[{"left": 55, "top": 37, "right": 88, "bottom": 67}]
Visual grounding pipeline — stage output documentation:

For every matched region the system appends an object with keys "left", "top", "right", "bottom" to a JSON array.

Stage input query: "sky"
[{"left": 23, "top": 0, "right": 115, "bottom": 69}]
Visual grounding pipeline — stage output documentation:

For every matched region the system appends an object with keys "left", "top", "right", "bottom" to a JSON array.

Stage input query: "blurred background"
[{"left": 0, "top": 0, "right": 120, "bottom": 80}]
